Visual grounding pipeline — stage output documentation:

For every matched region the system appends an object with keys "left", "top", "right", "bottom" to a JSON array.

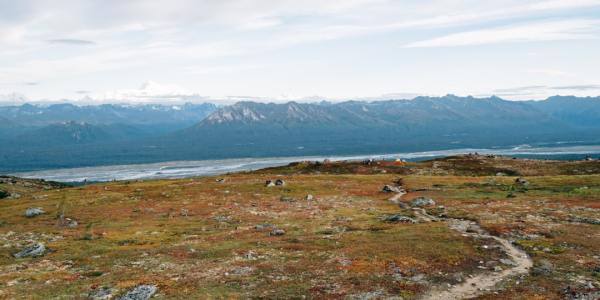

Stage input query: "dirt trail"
[{"left": 387, "top": 191, "right": 533, "bottom": 300}]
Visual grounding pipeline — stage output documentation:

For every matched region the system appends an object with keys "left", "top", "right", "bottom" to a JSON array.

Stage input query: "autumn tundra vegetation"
[{"left": 1, "top": 154, "right": 600, "bottom": 299}]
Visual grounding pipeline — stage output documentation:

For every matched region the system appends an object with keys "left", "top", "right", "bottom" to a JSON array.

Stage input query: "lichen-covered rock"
[
  {"left": 410, "top": 197, "right": 436, "bottom": 207},
  {"left": 118, "top": 285, "right": 157, "bottom": 300},
  {"left": 25, "top": 207, "right": 45, "bottom": 218},
  {"left": 14, "top": 242, "right": 46, "bottom": 258},
  {"left": 384, "top": 215, "right": 416, "bottom": 223}
]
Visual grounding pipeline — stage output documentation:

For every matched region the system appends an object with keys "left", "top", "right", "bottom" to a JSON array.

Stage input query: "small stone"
[
  {"left": 65, "top": 218, "right": 78, "bottom": 228},
  {"left": 25, "top": 207, "right": 45, "bottom": 218},
  {"left": 532, "top": 259, "right": 554, "bottom": 276},
  {"left": 410, "top": 197, "right": 436, "bottom": 207},
  {"left": 270, "top": 229, "right": 286, "bottom": 236},
  {"left": 382, "top": 185, "right": 402, "bottom": 193},
  {"left": 383, "top": 215, "right": 416, "bottom": 223},
  {"left": 500, "top": 258, "right": 516, "bottom": 266},
  {"left": 494, "top": 266, "right": 503, "bottom": 272},
  {"left": 117, "top": 285, "right": 157, "bottom": 300},
  {"left": 14, "top": 242, "right": 46, "bottom": 258},
  {"left": 305, "top": 194, "right": 314, "bottom": 201}
]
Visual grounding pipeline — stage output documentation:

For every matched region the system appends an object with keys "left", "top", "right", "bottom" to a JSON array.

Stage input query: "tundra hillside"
[{"left": 0, "top": 155, "right": 599, "bottom": 299}]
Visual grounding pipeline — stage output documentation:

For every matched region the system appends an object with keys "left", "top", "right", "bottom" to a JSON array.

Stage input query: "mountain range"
[
  {"left": 0, "top": 103, "right": 217, "bottom": 142},
  {"left": 1, "top": 95, "right": 600, "bottom": 172}
]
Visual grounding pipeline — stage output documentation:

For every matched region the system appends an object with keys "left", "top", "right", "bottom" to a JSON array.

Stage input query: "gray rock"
[
  {"left": 14, "top": 242, "right": 46, "bottom": 258},
  {"left": 499, "top": 258, "right": 517, "bottom": 266},
  {"left": 275, "top": 179, "right": 285, "bottom": 186},
  {"left": 532, "top": 259, "right": 554, "bottom": 276},
  {"left": 410, "top": 197, "right": 436, "bottom": 207},
  {"left": 25, "top": 207, "right": 45, "bottom": 218},
  {"left": 0, "top": 189, "right": 9, "bottom": 199},
  {"left": 65, "top": 218, "right": 78, "bottom": 228},
  {"left": 265, "top": 180, "right": 275, "bottom": 187},
  {"left": 270, "top": 229, "right": 286, "bottom": 236},
  {"left": 384, "top": 214, "right": 416, "bottom": 223},
  {"left": 305, "top": 194, "right": 314, "bottom": 201},
  {"left": 449, "top": 273, "right": 464, "bottom": 284},
  {"left": 466, "top": 224, "right": 485, "bottom": 234},
  {"left": 570, "top": 215, "right": 600, "bottom": 225},
  {"left": 118, "top": 285, "right": 157, "bottom": 300},
  {"left": 382, "top": 185, "right": 402, "bottom": 193},
  {"left": 89, "top": 287, "right": 116, "bottom": 299}
]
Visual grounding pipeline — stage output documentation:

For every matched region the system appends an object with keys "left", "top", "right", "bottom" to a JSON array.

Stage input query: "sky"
[{"left": 1, "top": 0, "right": 600, "bottom": 104}]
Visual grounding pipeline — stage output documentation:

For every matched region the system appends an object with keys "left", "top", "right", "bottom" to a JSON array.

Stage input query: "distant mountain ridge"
[
  {"left": 0, "top": 102, "right": 217, "bottom": 143},
  {"left": 0, "top": 102, "right": 217, "bottom": 126},
  {"left": 2, "top": 95, "right": 600, "bottom": 172}
]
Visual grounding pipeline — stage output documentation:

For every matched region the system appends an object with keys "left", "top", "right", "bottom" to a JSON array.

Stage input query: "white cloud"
[
  {"left": 1, "top": 0, "right": 600, "bottom": 101},
  {"left": 404, "top": 19, "right": 600, "bottom": 48},
  {"left": 528, "top": 69, "right": 574, "bottom": 77},
  {"left": 95, "top": 81, "right": 193, "bottom": 103}
]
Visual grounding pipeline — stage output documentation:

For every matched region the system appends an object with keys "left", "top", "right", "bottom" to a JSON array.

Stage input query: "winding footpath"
[{"left": 387, "top": 190, "right": 533, "bottom": 300}]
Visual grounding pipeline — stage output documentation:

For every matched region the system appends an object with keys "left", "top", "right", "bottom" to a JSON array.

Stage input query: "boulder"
[
  {"left": 0, "top": 189, "right": 9, "bottom": 199},
  {"left": 25, "top": 207, "right": 45, "bottom": 218},
  {"left": 265, "top": 180, "right": 275, "bottom": 187},
  {"left": 305, "top": 194, "right": 314, "bottom": 201},
  {"left": 14, "top": 242, "right": 46, "bottom": 258},
  {"left": 275, "top": 179, "right": 285, "bottom": 186},
  {"left": 384, "top": 215, "right": 416, "bottom": 223},
  {"left": 118, "top": 285, "right": 157, "bottom": 300},
  {"left": 410, "top": 197, "right": 436, "bottom": 207}
]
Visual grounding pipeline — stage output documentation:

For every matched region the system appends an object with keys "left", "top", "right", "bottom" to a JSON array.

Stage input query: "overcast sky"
[{"left": 1, "top": 0, "right": 600, "bottom": 103}]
